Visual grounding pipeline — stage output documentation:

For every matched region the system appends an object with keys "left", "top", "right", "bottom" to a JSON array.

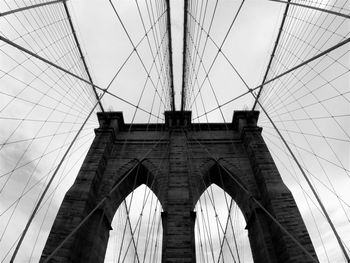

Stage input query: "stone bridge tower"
[{"left": 41, "top": 110, "right": 318, "bottom": 263}]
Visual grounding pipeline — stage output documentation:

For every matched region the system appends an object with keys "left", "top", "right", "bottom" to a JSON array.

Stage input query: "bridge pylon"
[{"left": 41, "top": 110, "right": 318, "bottom": 263}]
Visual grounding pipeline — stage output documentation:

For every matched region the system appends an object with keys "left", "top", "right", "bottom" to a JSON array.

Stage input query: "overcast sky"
[{"left": 0, "top": 0, "right": 349, "bottom": 262}]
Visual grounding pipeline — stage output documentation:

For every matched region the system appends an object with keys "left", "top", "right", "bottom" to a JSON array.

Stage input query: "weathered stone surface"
[{"left": 41, "top": 111, "right": 317, "bottom": 263}]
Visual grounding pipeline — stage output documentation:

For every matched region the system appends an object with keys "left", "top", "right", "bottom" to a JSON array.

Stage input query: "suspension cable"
[
  {"left": 252, "top": 0, "right": 291, "bottom": 110},
  {"left": 181, "top": 0, "right": 189, "bottom": 111},
  {"left": 62, "top": 1, "right": 104, "bottom": 112},
  {"left": 165, "top": 0, "right": 176, "bottom": 111}
]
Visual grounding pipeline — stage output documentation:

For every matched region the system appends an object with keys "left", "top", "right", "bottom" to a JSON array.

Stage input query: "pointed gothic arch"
[
  {"left": 104, "top": 183, "right": 163, "bottom": 263},
  {"left": 100, "top": 158, "right": 164, "bottom": 225},
  {"left": 194, "top": 183, "right": 253, "bottom": 262},
  {"left": 41, "top": 157, "right": 164, "bottom": 262},
  {"left": 192, "top": 152, "right": 316, "bottom": 263},
  {"left": 193, "top": 158, "right": 255, "bottom": 220}
]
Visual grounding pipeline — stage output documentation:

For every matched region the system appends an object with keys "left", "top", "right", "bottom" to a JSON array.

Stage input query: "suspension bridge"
[{"left": 0, "top": 0, "right": 349, "bottom": 262}]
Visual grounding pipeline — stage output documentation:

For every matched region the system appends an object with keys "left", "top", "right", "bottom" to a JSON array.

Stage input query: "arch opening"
[
  {"left": 194, "top": 184, "right": 253, "bottom": 263},
  {"left": 104, "top": 184, "right": 163, "bottom": 263}
]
